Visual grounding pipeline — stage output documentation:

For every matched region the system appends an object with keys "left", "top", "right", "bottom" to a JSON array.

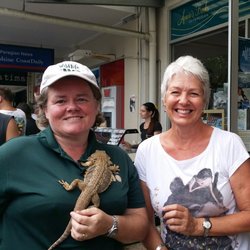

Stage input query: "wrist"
[
  {"left": 202, "top": 217, "right": 212, "bottom": 237},
  {"left": 106, "top": 215, "right": 119, "bottom": 238},
  {"left": 193, "top": 217, "right": 205, "bottom": 236}
]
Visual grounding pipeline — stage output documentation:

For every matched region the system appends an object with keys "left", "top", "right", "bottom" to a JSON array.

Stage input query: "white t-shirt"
[
  {"left": 135, "top": 127, "right": 250, "bottom": 249},
  {"left": 0, "top": 108, "right": 26, "bottom": 135}
]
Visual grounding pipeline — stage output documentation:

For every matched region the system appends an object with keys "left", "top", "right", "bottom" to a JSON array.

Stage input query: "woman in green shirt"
[{"left": 0, "top": 61, "right": 148, "bottom": 250}]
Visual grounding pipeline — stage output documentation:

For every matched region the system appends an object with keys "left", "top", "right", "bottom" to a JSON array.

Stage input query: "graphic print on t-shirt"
[{"left": 162, "top": 168, "right": 234, "bottom": 249}]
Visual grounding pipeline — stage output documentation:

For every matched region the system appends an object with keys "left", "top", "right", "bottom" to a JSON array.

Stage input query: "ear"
[
  {"left": 44, "top": 106, "right": 48, "bottom": 119},
  {"left": 97, "top": 102, "right": 101, "bottom": 114},
  {"left": 162, "top": 98, "right": 167, "bottom": 110},
  {"left": 162, "top": 100, "right": 168, "bottom": 114}
]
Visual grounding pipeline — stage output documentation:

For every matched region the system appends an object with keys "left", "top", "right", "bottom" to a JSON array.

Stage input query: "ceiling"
[
  {"left": 0, "top": 0, "right": 165, "bottom": 93},
  {"left": 0, "top": 0, "right": 143, "bottom": 62}
]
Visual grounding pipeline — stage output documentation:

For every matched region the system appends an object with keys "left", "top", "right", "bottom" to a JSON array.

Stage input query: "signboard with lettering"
[
  {"left": 0, "top": 71, "right": 27, "bottom": 86},
  {"left": 171, "top": 0, "right": 250, "bottom": 41},
  {"left": 0, "top": 44, "right": 54, "bottom": 72}
]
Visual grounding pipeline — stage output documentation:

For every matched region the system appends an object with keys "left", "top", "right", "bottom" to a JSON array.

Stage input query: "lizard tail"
[{"left": 48, "top": 221, "right": 72, "bottom": 250}]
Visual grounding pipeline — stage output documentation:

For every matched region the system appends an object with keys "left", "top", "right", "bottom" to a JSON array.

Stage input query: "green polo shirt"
[{"left": 0, "top": 127, "right": 145, "bottom": 250}]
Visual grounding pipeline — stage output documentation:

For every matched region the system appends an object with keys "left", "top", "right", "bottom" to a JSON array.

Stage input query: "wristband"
[{"left": 155, "top": 243, "right": 165, "bottom": 250}]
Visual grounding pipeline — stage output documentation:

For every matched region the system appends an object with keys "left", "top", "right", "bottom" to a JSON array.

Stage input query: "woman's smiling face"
[
  {"left": 163, "top": 71, "right": 205, "bottom": 128},
  {"left": 44, "top": 76, "right": 99, "bottom": 138}
]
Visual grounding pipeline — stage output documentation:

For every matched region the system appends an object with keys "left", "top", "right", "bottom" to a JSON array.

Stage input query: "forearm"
[
  {"left": 139, "top": 181, "right": 167, "bottom": 249},
  {"left": 193, "top": 211, "right": 250, "bottom": 237},
  {"left": 114, "top": 208, "right": 148, "bottom": 244},
  {"left": 142, "top": 223, "right": 168, "bottom": 250}
]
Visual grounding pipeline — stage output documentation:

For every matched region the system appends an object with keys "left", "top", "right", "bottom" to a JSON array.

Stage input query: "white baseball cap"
[{"left": 40, "top": 61, "right": 100, "bottom": 95}]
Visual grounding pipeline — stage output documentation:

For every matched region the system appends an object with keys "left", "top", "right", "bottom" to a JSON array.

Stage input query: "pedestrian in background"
[
  {"left": 123, "top": 102, "right": 162, "bottom": 150},
  {"left": 17, "top": 102, "right": 40, "bottom": 135},
  {"left": 0, "top": 87, "right": 26, "bottom": 135},
  {"left": 0, "top": 113, "right": 19, "bottom": 145},
  {"left": 139, "top": 102, "right": 162, "bottom": 141}
]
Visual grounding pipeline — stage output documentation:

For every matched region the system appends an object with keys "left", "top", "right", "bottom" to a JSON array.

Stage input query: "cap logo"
[{"left": 59, "top": 63, "right": 81, "bottom": 72}]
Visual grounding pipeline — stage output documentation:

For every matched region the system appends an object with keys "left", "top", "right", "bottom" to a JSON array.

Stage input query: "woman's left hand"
[
  {"left": 70, "top": 207, "right": 113, "bottom": 241},
  {"left": 162, "top": 204, "right": 198, "bottom": 236}
]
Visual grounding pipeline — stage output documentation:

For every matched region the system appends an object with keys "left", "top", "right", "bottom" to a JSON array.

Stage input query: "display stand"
[{"left": 94, "top": 127, "right": 138, "bottom": 146}]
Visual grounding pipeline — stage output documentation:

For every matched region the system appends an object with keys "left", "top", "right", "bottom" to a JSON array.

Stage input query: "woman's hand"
[
  {"left": 121, "top": 141, "right": 132, "bottom": 150},
  {"left": 70, "top": 207, "right": 113, "bottom": 241},
  {"left": 71, "top": 207, "right": 148, "bottom": 243},
  {"left": 162, "top": 204, "right": 198, "bottom": 236}
]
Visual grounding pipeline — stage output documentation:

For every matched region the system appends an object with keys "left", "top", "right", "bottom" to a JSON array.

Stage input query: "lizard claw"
[{"left": 58, "top": 180, "right": 70, "bottom": 189}]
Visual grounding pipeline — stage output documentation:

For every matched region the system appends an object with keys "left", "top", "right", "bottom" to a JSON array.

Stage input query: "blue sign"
[
  {"left": 0, "top": 44, "right": 54, "bottom": 72},
  {"left": 171, "top": 0, "right": 250, "bottom": 41}
]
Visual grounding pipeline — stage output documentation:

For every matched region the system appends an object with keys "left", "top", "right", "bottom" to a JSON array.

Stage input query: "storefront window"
[
  {"left": 172, "top": 29, "right": 228, "bottom": 130},
  {"left": 170, "top": 0, "right": 250, "bottom": 133},
  {"left": 238, "top": 37, "right": 250, "bottom": 130}
]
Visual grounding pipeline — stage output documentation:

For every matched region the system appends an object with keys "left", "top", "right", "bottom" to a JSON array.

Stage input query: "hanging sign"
[
  {"left": 0, "top": 44, "right": 54, "bottom": 72},
  {"left": 171, "top": 0, "right": 250, "bottom": 41}
]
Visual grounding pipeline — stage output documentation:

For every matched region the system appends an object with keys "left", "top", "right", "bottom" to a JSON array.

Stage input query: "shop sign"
[
  {"left": 171, "top": 0, "right": 249, "bottom": 41},
  {"left": 0, "top": 44, "right": 54, "bottom": 72},
  {"left": 0, "top": 71, "right": 27, "bottom": 86}
]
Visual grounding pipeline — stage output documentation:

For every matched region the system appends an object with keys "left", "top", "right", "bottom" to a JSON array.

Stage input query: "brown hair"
[
  {"left": 0, "top": 87, "right": 14, "bottom": 102},
  {"left": 142, "top": 102, "right": 160, "bottom": 135}
]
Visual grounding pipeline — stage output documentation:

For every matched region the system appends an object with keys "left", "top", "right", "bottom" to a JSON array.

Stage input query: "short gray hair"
[{"left": 161, "top": 55, "right": 210, "bottom": 108}]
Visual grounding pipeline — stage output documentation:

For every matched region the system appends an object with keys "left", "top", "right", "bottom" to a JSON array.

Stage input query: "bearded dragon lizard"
[{"left": 48, "top": 150, "right": 121, "bottom": 249}]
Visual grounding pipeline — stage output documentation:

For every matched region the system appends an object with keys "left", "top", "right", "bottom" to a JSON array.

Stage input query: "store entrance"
[{"left": 171, "top": 22, "right": 247, "bottom": 133}]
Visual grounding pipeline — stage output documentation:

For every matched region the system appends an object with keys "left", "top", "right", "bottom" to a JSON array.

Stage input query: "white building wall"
[
  {"left": 156, "top": 0, "right": 190, "bottom": 130},
  {"left": 80, "top": 2, "right": 189, "bottom": 136},
  {"left": 81, "top": 12, "right": 150, "bottom": 142},
  {"left": 80, "top": 1, "right": 184, "bottom": 133}
]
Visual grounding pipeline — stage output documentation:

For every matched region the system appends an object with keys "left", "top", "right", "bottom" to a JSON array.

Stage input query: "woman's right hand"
[
  {"left": 70, "top": 207, "right": 113, "bottom": 241},
  {"left": 162, "top": 204, "right": 199, "bottom": 236}
]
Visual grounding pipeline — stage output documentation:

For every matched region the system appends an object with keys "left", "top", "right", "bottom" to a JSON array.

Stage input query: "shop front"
[
  {"left": 163, "top": 0, "right": 250, "bottom": 149},
  {"left": 0, "top": 44, "right": 54, "bottom": 104}
]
